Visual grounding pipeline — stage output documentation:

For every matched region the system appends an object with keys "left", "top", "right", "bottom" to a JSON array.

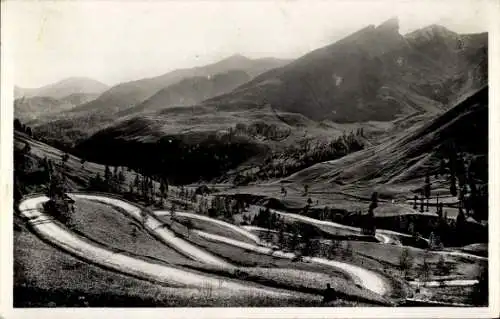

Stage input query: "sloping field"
[
  {"left": 280, "top": 86, "right": 487, "bottom": 195},
  {"left": 70, "top": 199, "right": 191, "bottom": 264},
  {"left": 347, "top": 241, "right": 485, "bottom": 279},
  {"left": 155, "top": 210, "right": 259, "bottom": 244}
]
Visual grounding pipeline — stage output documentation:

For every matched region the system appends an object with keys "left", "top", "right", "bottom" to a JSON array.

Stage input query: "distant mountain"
[
  {"left": 118, "top": 70, "right": 251, "bottom": 117},
  {"left": 14, "top": 93, "right": 99, "bottom": 122},
  {"left": 33, "top": 55, "right": 290, "bottom": 144},
  {"left": 15, "top": 77, "right": 109, "bottom": 99},
  {"left": 205, "top": 18, "right": 487, "bottom": 122},
  {"left": 68, "top": 55, "right": 290, "bottom": 116}
]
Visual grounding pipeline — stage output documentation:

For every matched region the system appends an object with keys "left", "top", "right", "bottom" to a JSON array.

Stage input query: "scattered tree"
[
  {"left": 170, "top": 203, "right": 177, "bottom": 222},
  {"left": 450, "top": 175, "right": 457, "bottom": 197},
  {"left": 399, "top": 247, "right": 413, "bottom": 277},
  {"left": 419, "top": 255, "right": 431, "bottom": 282},
  {"left": 420, "top": 191, "right": 425, "bottom": 213},
  {"left": 26, "top": 126, "right": 33, "bottom": 137},
  {"left": 439, "top": 158, "right": 446, "bottom": 176},
  {"left": 424, "top": 173, "right": 431, "bottom": 212},
  {"left": 61, "top": 153, "right": 70, "bottom": 166},
  {"left": 436, "top": 255, "right": 450, "bottom": 276},
  {"left": 14, "top": 118, "right": 22, "bottom": 131}
]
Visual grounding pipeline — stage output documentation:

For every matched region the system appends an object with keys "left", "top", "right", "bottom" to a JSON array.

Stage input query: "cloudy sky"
[{"left": 5, "top": 0, "right": 493, "bottom": 88}]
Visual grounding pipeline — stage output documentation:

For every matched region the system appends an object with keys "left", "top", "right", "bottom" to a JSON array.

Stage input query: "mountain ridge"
[
  {"left": 204, "top": 20, "right": 487, "bottom": 123},
  {"left": 15, "top": 77, "right": 109, "bottom": 99}
]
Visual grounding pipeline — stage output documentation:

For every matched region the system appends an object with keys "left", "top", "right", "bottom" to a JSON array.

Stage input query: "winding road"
[
  {"left": 18, "top": 193, "right": 393, "bottom": 299},
  {"left": 155, "top": 210, "right": 261, "bottom": 244},
  {"left": 408, "top": 279, "right": 479, "bottom": 288},
  {"left": 19, "top": 196, "right": 278, "bottom": 294},
  {"left": 248, "top": 205, "right": 403, "bottom": 245},
  {"left": 75, "top": 194, "right": 232, "bottom": 267},
  {"left": 189, "top": 228, "right": 389, "bottom": 295},
  {"left": 253, "top": 206, "right": 486, "bottom": 261}
]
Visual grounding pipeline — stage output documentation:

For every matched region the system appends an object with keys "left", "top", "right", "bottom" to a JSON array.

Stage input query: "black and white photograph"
[{"left": 1, "top": 0, "right": 498, "bottom": 317}]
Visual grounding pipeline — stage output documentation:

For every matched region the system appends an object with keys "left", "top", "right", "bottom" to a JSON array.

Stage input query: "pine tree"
[
  {"left": 399, "top": 247, "right": 413, "bottom": 277},
  {"left": 439, "top": 158, "right": 446, "bottom": 176},
  {"left": 456, "top": 205, "right": 466, "bottom": 244},
  {"left": 26, "top": 126, "right": 33, "bottom": 137},
  {"left": 104, "top": 165, "right": 112, "bottom": 187},
  {"left": 436, "top": 255, "right": 449, "bottom": 276},
  {"left": 159, "top": 180, "right": 165, "bottom": 198},
  {"left": 450, "top": 175, "right": 457, "bottom": 197},
  {"left": 45, "top": 171, "right": 72, "bottom": 226},
  {"left": 118, "top": 170, "right": 126, "bottom": 184},
  {"left": 47, "top": 172, "right": 66, "bottom": 199},
  {"left": 133, "top": 174, "right": 140, "bottom": 193},
  {"left": 61, "top": 153, "right": 69, "bottom": 167},
  {"left": 170, "top": 203, "right": 177, "bottom": 221},
  {"left": 424, "top": 173, "right": 431, "bottom": 212},
  {"left": 14, "top": 118, "right": 22, "bottom": 131},
  {"left": 420, "top": 255, "right": 431, "bottom": 282},
  {"left": 420, "top": 193, "right": 425, "bottom": 213},
  {"left": 365, "top": 192, "right": 378, "bottom": 235}
]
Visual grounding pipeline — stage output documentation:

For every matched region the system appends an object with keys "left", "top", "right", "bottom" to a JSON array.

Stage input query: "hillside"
[
  {"left": 15, "top": 93, "right": 99, "bottom": 122},
  {"left": 15, "top": 77, "right": 109, "bottom": 99},
  {"left": 117, "top": 70, "right": 252, "bottom": 117},
  {"left": 67, "top": 55, "right": 289, "bottom": 116},
  {"left": 32, "top": 56, "right": 290, "bottom": 144},
  {"left": 205, "top": 19, "right": 487, "bottom": 123},
  {"left": 281, "top": 85, "right": 488, "bottom": 194}
]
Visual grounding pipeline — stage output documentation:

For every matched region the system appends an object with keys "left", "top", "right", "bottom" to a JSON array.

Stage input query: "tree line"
[
  {"left": 233, "top": 130, "right": 365, "bottom": 185},
  {"left": 14, "top": 118, "right": 34, "bottom": 137}
]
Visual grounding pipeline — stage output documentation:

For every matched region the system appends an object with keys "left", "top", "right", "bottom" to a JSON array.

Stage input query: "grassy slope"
[
  {"left": 280, "top": 86, "right": 487, "bottom": 195},
  {"left": 156, "top": 214, "right": 256, "bottom": 244},
  {"left": 347, "top": 241, "right": 485, "bottom": 279},
  {"left": 15, "top": 213, "right": 325, "bottom": 307},
  {"left": 15, "top": 131, "right": 134, "bottom": 190},
  {"left": 15, "top": 204, "right": 386, "bottom": 307},
  {"left": 162, "top": 217, "right": 394, "bottom": 304},
  {"left": 214, "top": 86, "right": 488, "bottom": 238},
  {"left": 70, "top": 199, "right": 192, "bottom": 264}
]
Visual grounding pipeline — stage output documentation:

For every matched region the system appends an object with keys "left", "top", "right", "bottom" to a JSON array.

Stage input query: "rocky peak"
[{"left": 376, "top": 17, "right": 400, "bottom": 34}]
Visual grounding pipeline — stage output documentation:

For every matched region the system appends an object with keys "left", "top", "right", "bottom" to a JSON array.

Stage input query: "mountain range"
[
  {"left": 19, "top": 18, "right": 488, "bottom": 186},
  {"left": 15, "top": 77, "right": 109, "bottom": 99},
  {"left": 26, "top": 55, "right": 290, "bottom": 142},
  {"left": 67, "top": 55, "right": 290, "bottom": 117},
  {"left": 205, "top": 19, "right": 487, "bottom": 122}
]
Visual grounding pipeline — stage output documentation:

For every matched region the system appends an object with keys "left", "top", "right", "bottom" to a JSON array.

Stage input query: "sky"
[{"left": 4, "top": 0, "right": 494, "bottom": 88}]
